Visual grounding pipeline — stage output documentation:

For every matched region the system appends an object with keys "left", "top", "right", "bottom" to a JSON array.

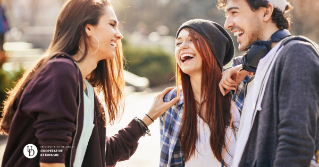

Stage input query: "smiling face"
[
  {"left": 224, "top": 0, "right": 264, "bottom": 51},
  {"left": 85, "top": 6, "right": 123, "bottom": 60},
  {"left": 175, "top": 29, "right": 202, "bottom": 76}
]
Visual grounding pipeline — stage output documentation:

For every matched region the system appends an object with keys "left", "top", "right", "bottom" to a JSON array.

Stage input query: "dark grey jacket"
[{"left": 239, "top": 40, "right": 319, "bottom": 167}]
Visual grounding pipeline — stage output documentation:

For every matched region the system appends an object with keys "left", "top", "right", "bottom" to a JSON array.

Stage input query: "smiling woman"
[
  {"left": 175, "top": 29, "right": 202, "bottom": 75},
  {"left": 159, "top": 19, "right": 240, "bottom": 167},
  {"left": 0, "top": 0, "right": 179, "bottom": 167}
]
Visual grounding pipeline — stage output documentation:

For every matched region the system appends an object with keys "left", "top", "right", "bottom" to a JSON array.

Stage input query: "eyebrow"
[
  {"left": 176, "top": 35, "right": 191, "bottom": 40},
  {"left": 226, "top": 6, "right": 239, "bottom": 12}
]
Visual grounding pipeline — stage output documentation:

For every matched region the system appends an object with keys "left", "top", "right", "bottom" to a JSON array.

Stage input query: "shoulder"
[
  {"left": 163, "top": 87, "right": 184, "bottom": 105},
  {"left": 20, "top": 57, "right": 80, "bottom": 114},
  {"left": 280, "top": 39, "right": 319, "bottom": 59},
  {"left": 46, "top": 57, "right": 77, "bottom": 71},
  {"left": 283, "top": 39, "right": 314, "bottom": 50},
  {"left": 163, "top": 88, "right": 177, "bottom": 102},
  {"left": 40, "top": 57, "right": 78, "bottom": 79},
  {"left": 272, "top": 40, "right": 319, "bottom": 81},
  {"left": 26, "top": 57, "right": 79, "bottom": 92},
  {"left": 276, "top": 40, "right": 319, "bottom": 68}
]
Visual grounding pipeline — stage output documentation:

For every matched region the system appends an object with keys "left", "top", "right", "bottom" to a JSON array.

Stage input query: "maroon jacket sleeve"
[
  {"left": 105, "top": 119, "right": 144, "bottom": 167},
  {"left": 20, "top": 59, "right": 78, "bottom": 163}
]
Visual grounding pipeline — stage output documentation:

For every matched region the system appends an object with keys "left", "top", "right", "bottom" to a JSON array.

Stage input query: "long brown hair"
[
  {"left": 176, "top": 28, "right": 232, "bottom": 163},
  {"left": 0, "top": 0, "right": 125, "bottom": 134}
]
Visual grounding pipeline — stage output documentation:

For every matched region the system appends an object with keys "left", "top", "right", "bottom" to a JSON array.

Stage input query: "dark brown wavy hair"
[
  {"left": 217, "top": 0, "right": 293, "bottom": 29},
  {"left": 176, "top": 28, "right": 232, "bottom": 164},
  {"left": 0, "top": 0, "right": 125, "bottom": 134}
]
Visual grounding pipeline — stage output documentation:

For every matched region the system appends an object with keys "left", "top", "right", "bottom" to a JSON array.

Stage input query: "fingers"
[
  {"left": 160, "top": 96, "right": 179, "bottom": 113},
  {"left": 222, "top": 69, "right": 236, "bottom": 85},
  {"left": 158, "top": 87, "right": 175, "bottom": 98},
  {"left": 157, "top": 87, "right": 179, "bottom": 108},
  {"left": 219, "top": 82, "right": 226, "bottom": 95},
  {"left": 219, "top": 72, "right": 236, "bottom": 96},
  {"left": 222, "top": 79, "right": 236, "bottom": 89},
  {"left": 225, "top": 75, "right": 236, "bottom": 85},
  {"left": 222, "top": 83, "right": 236, "bottom": 91},
  {"left": 147, "top": 87, "right": 179, "bottom": 120},
  {"left": 225, "top": 89, "right": 231, "bottom": 95},
  {"left": 167, "top": 95, "right": 180, "bottom": 106},
  {"left": 219, "top": 81, "right": 235, "bottom": 96},
  {"left": 219, "top": 67, "right": 240, "bottom": 96}
]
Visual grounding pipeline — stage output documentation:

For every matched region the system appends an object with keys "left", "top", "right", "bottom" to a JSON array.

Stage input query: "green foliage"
[
  {"left": 123, "top": 45, "right": 175, "bottom": 87},
  {"left": 0, "top": 68, "right": 24, "bottom": 111}
]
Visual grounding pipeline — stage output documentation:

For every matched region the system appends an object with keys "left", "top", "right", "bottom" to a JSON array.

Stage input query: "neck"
[
  {"left": 72, "top": 51, "right": 98, "bottom": 80},
  {"left": 189, "top": 72, "right": 202, "bottom": 102},
  {"left": 259, "top": 24, "right": 280, "bottom": 48}
]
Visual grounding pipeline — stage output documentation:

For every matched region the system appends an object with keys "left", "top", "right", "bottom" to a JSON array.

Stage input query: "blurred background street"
[
  {"left": 105, "top": 86, "right": 167, "bottom": 167},
  {"left": 0, "top": 0, "right": 319, "bottom": 166}
]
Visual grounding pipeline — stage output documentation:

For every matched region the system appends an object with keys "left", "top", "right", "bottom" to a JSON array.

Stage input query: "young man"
[{"left": 218, "top": 0, "right": 319, "bottom": 167}]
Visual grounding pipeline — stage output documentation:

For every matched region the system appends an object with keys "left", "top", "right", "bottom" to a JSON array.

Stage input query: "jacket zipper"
[{"left": 69, "top": 62, "right": 81, "bottom": 167}]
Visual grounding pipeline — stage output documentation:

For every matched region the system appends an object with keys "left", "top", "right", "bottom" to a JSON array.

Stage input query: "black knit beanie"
[{"left": 176, "top": 19, "right": 234, "bottom": 70}]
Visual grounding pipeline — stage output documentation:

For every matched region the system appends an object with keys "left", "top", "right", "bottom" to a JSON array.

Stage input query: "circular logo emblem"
[{"left": 23, "top": 144, "right": 38, "bottom": 158}]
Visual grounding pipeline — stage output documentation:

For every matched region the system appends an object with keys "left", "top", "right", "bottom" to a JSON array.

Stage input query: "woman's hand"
[
  {"left": 219, "top": 65, "right": 249, "bottom": 96},
  {"left": 40, "top": 163, "right": 65, "bottom": 167},
  {"left": 142, "top": 87, "right": 179, "bottom": 126}
]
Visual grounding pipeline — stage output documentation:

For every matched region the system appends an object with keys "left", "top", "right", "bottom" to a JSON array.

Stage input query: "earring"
[{"left": 79, "top": 35, "right": 100, "bottom": 55}]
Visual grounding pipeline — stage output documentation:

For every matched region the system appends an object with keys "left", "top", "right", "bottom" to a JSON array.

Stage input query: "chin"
[
  {"left": 110, "top": 54, "right": 116, "bottom": 59},
  {"left": 180, "top": 68, "right": 190, "bottom": 75},
  {"left": 238, "top": 47, "right": 247, "bottom": 52},
  {"left": 180, "top": 67, "right": 198, "bottom": 76},
  {"left": 105, "top": 52, "right": 116, "bottom": 60},
  {"left": 238, "top": 43, "right": 249, "bottom": 52}
]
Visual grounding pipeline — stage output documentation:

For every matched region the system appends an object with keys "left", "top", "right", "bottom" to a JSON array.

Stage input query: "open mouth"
[
  {"left": 111, "top": 41, "right": 117, "bottom": 48},
  {"left": 234, "top": 31, "right": 244, "bottom": 38},
  {"left": 181, "top": 53, "right": 195, "bottom": 63}
]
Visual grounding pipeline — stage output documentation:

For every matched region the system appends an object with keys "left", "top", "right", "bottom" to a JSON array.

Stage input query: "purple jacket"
[{"left": 2, "top": 56, "right": 143, "bottom": 167}]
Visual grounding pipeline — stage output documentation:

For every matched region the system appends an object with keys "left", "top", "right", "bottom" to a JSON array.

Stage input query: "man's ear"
[{"left": 263, "top": 3, "right": 274, "bottom": 22}]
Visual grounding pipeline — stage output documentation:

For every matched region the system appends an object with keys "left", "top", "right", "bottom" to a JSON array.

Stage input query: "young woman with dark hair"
[
  {"left": 159, "top": 19, "right": 240, "bottom": 167},
  {"left": 0, "top": 0, "right": 178, "bottom": 167}
]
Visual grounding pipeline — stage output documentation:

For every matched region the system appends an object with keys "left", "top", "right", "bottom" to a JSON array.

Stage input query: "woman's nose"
[
  {"left": 180, "top": 42, "right": 189, "bottom": 49},
  {"left": 115, "top": 29, "right": 123, "bottom": 40}
]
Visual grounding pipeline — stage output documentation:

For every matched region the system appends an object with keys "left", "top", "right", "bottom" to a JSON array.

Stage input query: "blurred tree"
[
  {"left": 289, "top": 0, "right": 319, "bottom": 43},
  {"left": 114, "top": 0, "right": 319, "bottom": 53},
  {"left": 123, "top": 42, "right": 175, "bottom": 87},
  {"left": 0, "top": 68, "right": 24, "bottom": 115},
  {"left": 114, "top": 0, "right": 225, "bottom": 36}
]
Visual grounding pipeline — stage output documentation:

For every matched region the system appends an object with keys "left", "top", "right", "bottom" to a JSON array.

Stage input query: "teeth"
[
  {"left": 181, "top": 53, "right": 195, "bottom": 61},
  {"left": 111, "top": 42, "right": 116, "bottom": 47},
  {"left": 234, "top": 31, "right": 244, "bottom": 37}
]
